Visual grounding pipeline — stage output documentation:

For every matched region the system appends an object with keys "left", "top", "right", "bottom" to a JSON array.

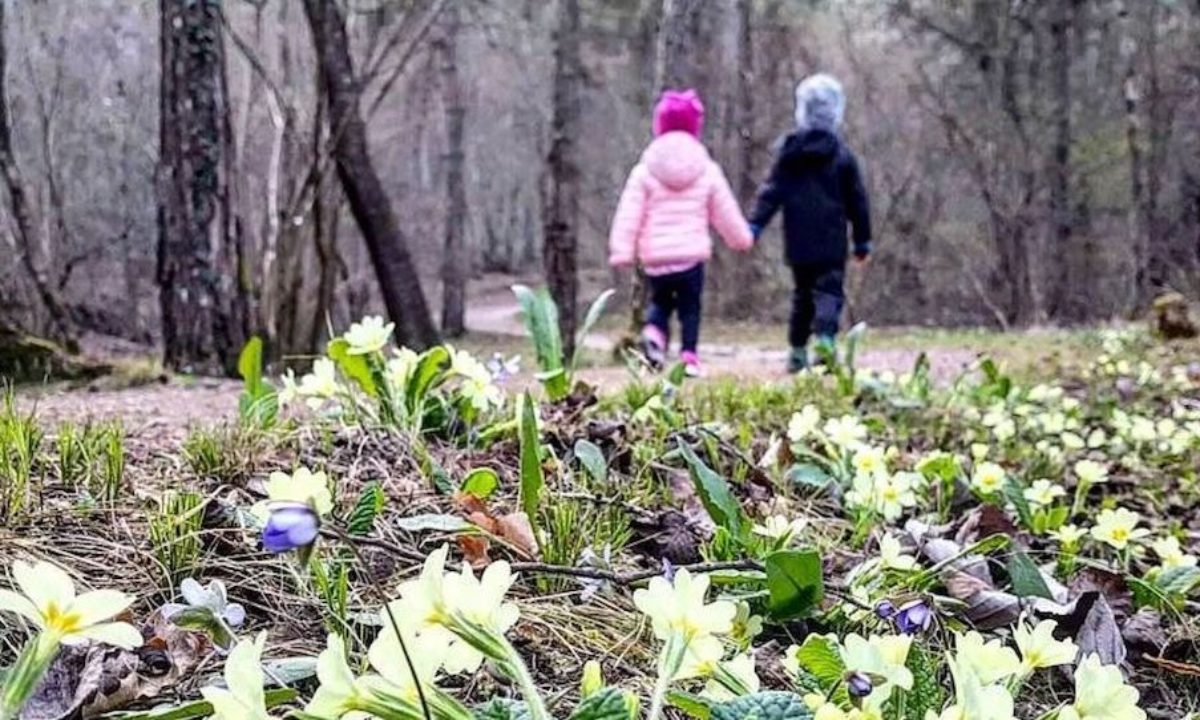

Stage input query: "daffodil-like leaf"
[
  {"left": 709, "top": 691, "right": 814, "bottom": 720},
  {"left": 1003, "top": 478, "right": 1034, "bottom": 529},
  {"left": 1006, "top": 548, "right": 1055, "bottom": 600},
  {"left": 567, "top": 687, "right": 631, "bottom": 720},
  {"left": 518, "top": 392, "right": 544, "bottom": 549},
  {"left": 678, "top": 441, "right": 746, "bottom": 539},
  {"left": 406, "top": 346, "right": 450, "bottom": 415}
]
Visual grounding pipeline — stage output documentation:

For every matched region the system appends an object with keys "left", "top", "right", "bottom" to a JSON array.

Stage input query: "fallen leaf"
[
  {"left": 921, "top": 538, "right": 993, "bottom": 584},
  {"left": 496, "top": 512, "right": 538, "bottom": 558},
  {"left": 1121, "top": 609, "right": 1166, "bottom": 658},
  {"left": 457, "top": 534, "right": 491, "bottom": 567},
  {"left": 1073, "top": 592, "right": 1127, "bottom": 668},
  {"left": 1068, "top": 567, "right": 1132, "bottom": 620}
]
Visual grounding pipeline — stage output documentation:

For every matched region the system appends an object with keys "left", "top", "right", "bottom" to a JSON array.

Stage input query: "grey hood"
[{"left": 794, "top": 74, "right": 845, "bottom": 133}]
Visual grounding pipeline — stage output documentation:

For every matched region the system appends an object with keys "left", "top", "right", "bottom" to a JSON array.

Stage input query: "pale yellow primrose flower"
[
  {"left": 853, "top": 446, "right": 888, "bottom": 478},
  {"left": 971, "top": 462, "right": 1007, "bottom": 495},
  {"left": 824, "top": 415, "right": 868, "bottom": 449},
  {"left": 1056, "top": 654, "right": 1146, "bottom": 720},
  {"left": 926, "top": 656, "right": 1016, "bottom": 720},
  {"left": 1152, "top": 536, "right": 1197, "bottom": 570},
  {"left": 0, "top": 560, "right": 141, "bottom": 649},
  {"left": 368, "top": 624, "right": 450, "bottom": 701},
  {"left": 298, "top": 358, "right": 340, "bottom": 410},
  {"left": 953, "top": 631, "right": 1021, "bottom": 685},
  {"left": 1073, "top": 459, "right": 1109, "bottom": 486},
  {"left": 439, "top": 559, "right": 521, "bottom": 673},
  {"left": 278, "top": 369, "right": 300, "bottom": 406},
  {"left": 1090, "top": 507, "right": 1151, "bottom": 551},
  {"left": 307, "top": 633, "right": 378, "bottom": 718},
  {"left": 252, "top": 467, "right": 334, "bottom": 525},
  {"left": 752, "top": 515, "right": 807, "bottom": 543},
  {"left": 787, "top": 405, "right": 821, "bottom": 442},
  {"left": 879, "top": 534, "right": 917, "bottom": 571},
  {"left": 387, "top": 347, "right": 419, "bottom": 389},
  {"left": 840, "top": 633, "right": 913, "bottom": 709},
  {"left": 633, "top": 569, "right": 735, "bottom": 644},
  {"left": 200, "top": 632, "right": 270, "bottom": 720},
  {"left": 343, "top": 315, "right": 394, "bottom": 355},
  {"left": 1014, "top": 619, "right": 1077, "bottom": 671},
  {"left": 1051, "top": 524, "right": 1088, "bottom": 547},
  {"left": 701, "top": 653, "right": 761, "bottom": 702},
  {"left": 1024, "top": 479, "right": 1066, "bottom": 507},
  {"left": 672, "top": 635, "right": 725, "bottom": 681}
]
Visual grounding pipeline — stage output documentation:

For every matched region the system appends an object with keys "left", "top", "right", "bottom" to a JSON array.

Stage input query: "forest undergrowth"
[{"left": 2, "top": 288, "right": 1199, "bottom": 720}]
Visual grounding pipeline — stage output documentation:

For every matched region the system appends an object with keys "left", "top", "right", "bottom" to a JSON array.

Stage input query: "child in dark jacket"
[{"left": 749, "top": 74, "right": 871, "bottom": 373}]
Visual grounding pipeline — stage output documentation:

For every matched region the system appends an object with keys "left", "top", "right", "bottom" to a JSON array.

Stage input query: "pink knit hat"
[{"left": 652, "top": 89, "right": 705, "bottom": 138}]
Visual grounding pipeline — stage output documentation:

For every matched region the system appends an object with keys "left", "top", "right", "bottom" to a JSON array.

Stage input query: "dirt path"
[
  {"left": 15, "top": 279, "right": 975, "bottom": 433},
  {"left": 465, "top": 282, "right": 976, "bottom": 384}
]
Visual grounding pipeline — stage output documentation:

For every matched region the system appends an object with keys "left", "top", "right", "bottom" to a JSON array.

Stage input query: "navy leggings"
[
  {"left": 790, "top": 263, "right": 845, "bottom": 348},
  {"left": 646, "top": 264, "right": 704, "bottom": 353}
]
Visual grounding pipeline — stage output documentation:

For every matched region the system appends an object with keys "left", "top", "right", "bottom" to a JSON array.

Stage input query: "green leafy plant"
[
  {"left": 513, "top": 285, "right": 614, "bottom": 401},
  {"left": 237, "top": 336, "right": 278, "bottom": 428},
  {"left": 764, "top": 550, "right": 825, "bottom": 620},
  {"left": 518, "top": 392, "right": 545, "bottom": 551}
]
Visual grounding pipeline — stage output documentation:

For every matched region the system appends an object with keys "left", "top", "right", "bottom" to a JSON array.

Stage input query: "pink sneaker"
[{"left": 681, "top": 351, "right": 703, "bottom": 378}]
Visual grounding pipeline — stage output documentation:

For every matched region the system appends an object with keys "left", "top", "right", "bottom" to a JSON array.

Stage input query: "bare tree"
[
  {"left": 0, "top": 0, "right": 71, "bottom": 345},
  {"left": 1047, "top": 0, "right": 1077, "bottom": 320},
  {"left": 543, "top": 0, "right": 581, "bottom": 356},
  {"left": 303, "top": 0, "right": 439, "bottom": 349},
  {"left": 158, "top": 0, "right": 245, "bottom": 375},
  {"left": 437, "top": 1, "right": 467, "bottom": 337}
]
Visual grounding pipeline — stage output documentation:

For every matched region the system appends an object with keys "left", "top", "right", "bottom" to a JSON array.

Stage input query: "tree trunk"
[
  {"left": 302, "top": 0, "right": 439, "bottom": 350},
  {"left": 543, "top": 0, "right": 582, "bottom": 357},
  {"left": 1047, "top": 0, "right": 1076, "bottom": 320},
  {"left": 437, "top": 2, "right": 467, "bottom": 337},
  {"left": 157, "top": 0, "right": 245, "bottom": 375},
  {"left": 0, "top": 0, "right": 72, "bottom": 347}
]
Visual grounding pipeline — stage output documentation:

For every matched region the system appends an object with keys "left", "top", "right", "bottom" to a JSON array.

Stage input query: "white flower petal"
[
  {"left": 72, "top": 589, "right": 135, "bottom": 627},
  {"left": 15, "top": 560, "right": 75, "bottom": 611},
  {"left": 73, "top": 621, "right": 143, "bottom": 650},
  {"left": 0, "top": 588, "right": 44, "bottom": 628}
]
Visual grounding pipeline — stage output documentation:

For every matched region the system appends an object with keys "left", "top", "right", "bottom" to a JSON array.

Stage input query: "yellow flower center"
[
  {"left": 1110, "top": 528, "right": 1129, "bottom": 542},
  {"left": 44, "top": 602, "right": 83, "bottom": 634}
]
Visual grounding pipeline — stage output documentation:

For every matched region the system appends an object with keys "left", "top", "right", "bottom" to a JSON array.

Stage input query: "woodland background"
[{"left": 1, "top": 0, "right": 1198, "bottom": 374}]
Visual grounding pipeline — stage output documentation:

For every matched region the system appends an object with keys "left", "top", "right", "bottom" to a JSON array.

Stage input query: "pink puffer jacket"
[{"left": 608, "top": 132, "right": 753, "bottom": 269}]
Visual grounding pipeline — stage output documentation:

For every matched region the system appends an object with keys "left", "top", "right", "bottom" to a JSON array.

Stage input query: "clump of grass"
[
  {"left": 55, "top": 421, "right": 87, "bottom": 488},
  {"left": 93, "top": 421, "right": 125, "bottom": 502},
  {"left": 183, "top": 425, "right": 268, "bottom": 484},
  {"left": 0, "top": 388, "right": 44, "bottom": 523},
  {"left": 148, "top": 491, "right": 204, "bottom": 585},
  {"left": 540, "top": 499, "right": 632, "bottom": 592}
]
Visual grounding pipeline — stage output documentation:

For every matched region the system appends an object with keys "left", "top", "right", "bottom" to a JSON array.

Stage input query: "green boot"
[{"left": 787, "top": 347, "right": 808, "bottom": 374}]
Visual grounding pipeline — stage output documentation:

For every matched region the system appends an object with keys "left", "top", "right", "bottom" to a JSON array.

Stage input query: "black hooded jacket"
[{"left": 749, "top": 129, "right": 871, "bottom": 266}]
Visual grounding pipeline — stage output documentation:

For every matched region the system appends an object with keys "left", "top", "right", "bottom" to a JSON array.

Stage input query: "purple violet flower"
[
  {"left": 893, "top": 598, "right": 933, "bottom": 635},
  {"left": 874, "top": 599, "right": 896, "bottom": 620},
  {"left": 846, "top": 671, "right": 874, "bottom": 698},
  {"left": 262, "top": 502, "right": 320, "bottom": 553}
]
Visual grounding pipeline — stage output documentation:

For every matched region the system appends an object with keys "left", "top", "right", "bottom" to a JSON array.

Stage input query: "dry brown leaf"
[
  {"left": 496, "top": 512, "right": 538, "bottom": 558},
  {"left": 457, "top": 534, "right": 491, "bottom": 567}
]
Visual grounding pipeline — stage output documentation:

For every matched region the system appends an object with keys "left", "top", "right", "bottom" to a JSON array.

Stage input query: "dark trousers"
[
  {"left": 789, "top": 263, "right": 845, "bottom": 348},
  {"left": 646, "top": 264, "right": 704, "bottom": 353}
]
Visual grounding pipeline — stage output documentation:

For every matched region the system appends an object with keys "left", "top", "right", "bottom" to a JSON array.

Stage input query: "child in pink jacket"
[{"left": 608, "top": 89, "right": 753, "bottom": 377}]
